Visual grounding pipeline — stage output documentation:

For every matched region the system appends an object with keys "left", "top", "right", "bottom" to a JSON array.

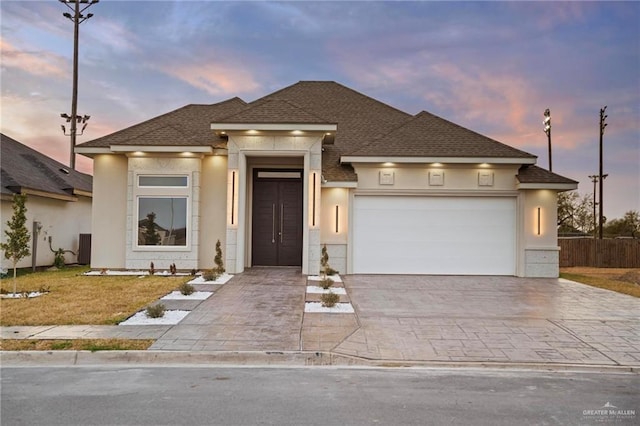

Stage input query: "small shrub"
[
  {"left": 149, "top": 262, "right": 155, "bottom": 276},
  {"left": 202, "top": 269, "right": 219, "bottom": 282},
  {"left": 38, "top": 285, "right": 51, "bottom": 293},
  {"left": 169, "top": 263, "right": 177, "bottom": 275},
  {"left": 320, "top": 292, "right": 339, "bottom": 308},
  {"left": 53, "top": 249, "right": 65, "bottom": 269},
  {"left": 145, "top": 303, "right": 166, "bottom": 318},
  {"left": 190, "top": 269, "right": 197, "bottom": 276},
  {"left": 319, "top": 278, "right": 334, "bottom": 290},
  {"left": 0, "top": 288, "right": 8, "bottom": 294},
  {"left": 179, "top": 282, "right": 195, "bottom": 296},
  {"left": 214, "top": 240, "right": 225, "bottom": 275},
  {"left": 325, "top": 267, "right": 339, "bottom": 276}
]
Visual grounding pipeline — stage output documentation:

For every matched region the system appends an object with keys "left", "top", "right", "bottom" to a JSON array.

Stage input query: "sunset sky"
[{"left": 1, "top": 0, "right": 638, "bottom": 220}]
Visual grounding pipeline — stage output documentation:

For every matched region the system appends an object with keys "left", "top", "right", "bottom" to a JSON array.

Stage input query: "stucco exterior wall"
[
  {"left": 199, "top": 155, "right": 228, "bottom": 269},
  {"left": 353, "top": 164, "right": 520, "bottom": 191},
  {"left": 520, "top": 189, "right": 559, "bottom": 278},
  {"left": 1, "top": 195, "right": 92, "bottom": 270},
  {"left": 91, "top": 154, "right": 128, "bottom": 269},
  {"left": 320, "top": 187, "right": 349, "bottom": 274}
]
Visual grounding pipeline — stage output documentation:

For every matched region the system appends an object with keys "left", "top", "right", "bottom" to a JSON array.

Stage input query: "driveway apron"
[
  {"left": 335, "top": 275, "right": 640, "bottom": 366},
  {"left": 150, "top": 268, "right": 306, "bottom": 351}
]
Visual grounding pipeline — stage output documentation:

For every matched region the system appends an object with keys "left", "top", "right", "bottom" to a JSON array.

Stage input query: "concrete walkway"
[{"left": 2, "top": 270, "right": 639, "bottom": 369}]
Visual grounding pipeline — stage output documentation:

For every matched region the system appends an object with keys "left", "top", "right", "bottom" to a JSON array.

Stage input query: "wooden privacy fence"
[{"left": 559, "top": 238, "right": 640, "bottom": 268}]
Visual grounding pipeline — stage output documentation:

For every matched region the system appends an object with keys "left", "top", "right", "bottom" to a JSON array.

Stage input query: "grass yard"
[
  {"left": 560, "top": 267, "right": 640, "bottom": 298},
  {"left": 0, "top": 339, "right": 154, "bottom": 351},
  {"left": 0, "top": 266, "right": 190, "bottom": 326}
]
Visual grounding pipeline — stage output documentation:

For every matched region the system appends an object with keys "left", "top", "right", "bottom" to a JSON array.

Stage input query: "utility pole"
[
  {"left": 59, "top": 0, "right": 99, "bottom": 170},
  {"left": 598, "top": 106, "right": 608, "bottom": 239},
  {"left": 543, "top": 108, "right": 552, "bottom": 172}
]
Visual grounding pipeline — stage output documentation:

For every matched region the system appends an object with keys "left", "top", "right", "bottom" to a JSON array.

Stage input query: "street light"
[
  {"left": 543, "top": 108, "right": 552, "bottom": 172},
  {"left": 59, "top": 0, "right": 99, "bottom": 170},
  {"left": 598, "top": 106, "right": 608, "bottom": 239}
]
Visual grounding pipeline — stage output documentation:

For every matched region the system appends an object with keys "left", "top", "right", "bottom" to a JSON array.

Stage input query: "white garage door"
[{"left": 352, "top": 196, "right": 516, "bottom": 275}]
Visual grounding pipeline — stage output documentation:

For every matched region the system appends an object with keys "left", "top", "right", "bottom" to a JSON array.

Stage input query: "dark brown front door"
[{"left": 252, "top": 170, "right": 303, "bottom": 266}]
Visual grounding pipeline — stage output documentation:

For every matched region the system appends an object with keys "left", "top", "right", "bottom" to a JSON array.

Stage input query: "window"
[
  {"left": 138, "top": 175, "right": 188, "bottom": 187},
  {"left": 138, "top": 197, "right": 187, "bottom": 246},
  {"left": 135, "top": 174, "right": 190, "bottom": 249}
]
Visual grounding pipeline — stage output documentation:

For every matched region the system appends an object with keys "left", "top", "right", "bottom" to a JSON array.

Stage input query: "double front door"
[{"left": 251, "top": 170, "right": 303, "bottom": 266}]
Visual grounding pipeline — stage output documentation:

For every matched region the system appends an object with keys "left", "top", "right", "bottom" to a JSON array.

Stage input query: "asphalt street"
[{"left": 1, "top": 366, "right": 637, "bottom": 426}]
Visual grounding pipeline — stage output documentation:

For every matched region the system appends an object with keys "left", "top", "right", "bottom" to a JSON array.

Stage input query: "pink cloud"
[
  {"left": 158, "top": 59, "right": 262, "bottom": 97},
  {"left": 0, "top": 39, "right": 67, "bottom": 79}
]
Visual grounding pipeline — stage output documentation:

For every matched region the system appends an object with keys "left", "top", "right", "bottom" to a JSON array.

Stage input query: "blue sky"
[{"left": 1, "top": 0, "right": 638, "bottom": 220}]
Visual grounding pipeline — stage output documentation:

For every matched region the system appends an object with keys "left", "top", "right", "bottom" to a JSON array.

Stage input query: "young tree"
[
  {"left": 0, "top": 194, "right": 31, "bottom": 294},
  {"left": 142, "top": 212, "right": 161, "bottom": 245}
]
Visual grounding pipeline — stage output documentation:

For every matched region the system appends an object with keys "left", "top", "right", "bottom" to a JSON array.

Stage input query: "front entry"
[{"left": 251, "top": 170, "right": 303, "bottom": 266}]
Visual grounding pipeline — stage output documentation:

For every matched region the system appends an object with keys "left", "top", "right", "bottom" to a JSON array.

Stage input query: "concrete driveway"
[
  {"left": 5, "top": 269, "right": 638, "bottom": 368},
  {"left": 336, "top": 275, "right": 640, "bottom": 366}
]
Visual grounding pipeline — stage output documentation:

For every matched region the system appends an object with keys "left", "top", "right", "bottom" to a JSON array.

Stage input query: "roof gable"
[{"left": 1, "top": 133, "right": 92, "bottom": 199}]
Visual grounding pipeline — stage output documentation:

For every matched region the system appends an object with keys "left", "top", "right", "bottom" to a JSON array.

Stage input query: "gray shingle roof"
[
  {"left": 347, "top": 111, "right": 536, "bottom": 159},
  {"left": 517, "top": 165, "right": 578, "bottom": 185},
  {"left": 77, "top": 97, "right": 247, "bottom": 148},
  {"left": 78, "top": 81, "right": 574, "bottom": 184},
  {"left": 215, "top": 99, "right": 334, "bottom": 125},
  {"left": 1, "top": 133, "right": 92, "bottom": 198}
]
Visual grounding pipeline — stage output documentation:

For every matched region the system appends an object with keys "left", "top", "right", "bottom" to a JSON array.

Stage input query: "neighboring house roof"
[
  {"left": 77, "top": 81, "right": 575, "bottom": 185},
  {"left": 1, "top": 133, "right": 92, "bottom": 200},
  {"left": 346, "top": 111, "right": 536, "bottom": 159}
]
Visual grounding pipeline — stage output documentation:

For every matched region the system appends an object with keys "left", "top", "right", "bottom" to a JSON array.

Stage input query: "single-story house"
[
  {"left": 76, "top": 81, "right": 577, "bottom": 277},
  {"left": 1, "top": 133, "right": 93, "bottom": 269}
]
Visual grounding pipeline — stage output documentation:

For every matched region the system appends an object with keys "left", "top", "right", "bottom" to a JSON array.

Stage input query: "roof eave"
[
  {"left": 211, "top": 123, "right": 337, "bottom": 132},
  {"left": 517, "top": 182, "right": 578, "bottom": 191},
  {"left": 341, "top": 156, "right": 536, "bottom": 165}
]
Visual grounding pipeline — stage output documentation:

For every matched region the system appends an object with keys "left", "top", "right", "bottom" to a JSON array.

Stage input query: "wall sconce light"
[
  {"left": 228, "top": 169, "right": 238, "bottom": 226},
  {"left": 335, "top": 205, "right": 339, "bottom": 233},
  {"left": 537, "top": 207, "right": 541, "bottom": 235}
]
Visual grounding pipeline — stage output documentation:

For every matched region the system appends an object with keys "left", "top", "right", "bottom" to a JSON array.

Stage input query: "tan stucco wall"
[
  {"left": 199, "top": 155, "right": 228, "bottom": 269},
  {"left": 1, "top": 195, "right": 92, "bottom": 269},
  {"left": 352, "top": 164, "right": 520, "bottom": 191},
  {"left": 519, "top": 189, "right": 559, "bottom": 277},
  {"left": 91, "top": 154, "right": 128, "bottom": 269},
  {"left": 320, "top": 187, "right": 349, "bottom": 274}
]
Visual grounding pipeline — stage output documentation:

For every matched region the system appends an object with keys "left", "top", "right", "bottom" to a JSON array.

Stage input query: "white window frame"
[{"left": 134, "top": 174, "right": 191, "bottom": 251}]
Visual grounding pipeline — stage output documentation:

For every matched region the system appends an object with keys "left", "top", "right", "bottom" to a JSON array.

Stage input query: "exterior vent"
[{"left": 78, "top": 234, "right": 91, "bottom": 265}]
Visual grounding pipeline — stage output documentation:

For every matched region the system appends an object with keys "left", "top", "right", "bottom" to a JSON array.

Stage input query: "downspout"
[{"left": 31, "top": 221, "right": 42, "bottom": 272}]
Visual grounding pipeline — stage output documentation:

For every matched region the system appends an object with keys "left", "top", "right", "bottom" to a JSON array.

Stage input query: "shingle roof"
[
  {"left": 517, "top": 165, "right": 578, "bottom": 185},
  {"left": 347, "top": 111, "right": 536, "bottom": 159},
  {"left": 1, "top": 133, "right": 92, "bottom": 198},
  {"left": 215, "top": 99, "right": 334, "bottom": 125},
  {"left": 77, "top": 81, "right": 568, "bottom": 183},
  {"left": 77, "top": 97, "right": 247, "bottom": 148}
]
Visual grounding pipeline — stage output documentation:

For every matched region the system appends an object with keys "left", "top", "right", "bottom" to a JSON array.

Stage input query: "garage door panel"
[{"left": 353, "top": 196, "right": 515, "bottom": 275}]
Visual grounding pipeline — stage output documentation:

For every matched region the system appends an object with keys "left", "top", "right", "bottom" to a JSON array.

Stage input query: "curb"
[{"left": 1, "top": 350, "right": 638, "bottom": 373}]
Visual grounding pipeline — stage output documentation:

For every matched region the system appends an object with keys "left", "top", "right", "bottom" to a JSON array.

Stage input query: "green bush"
[
  {"left": 320, "top": 292, "right": 339, "bottom": 308},
  {"left": 178, "top": 282, "right": 195, "bottom": 296},
  {"left": 202, "top": 269, "right": 220, "bottom": 282},
  {"left": 319, "top": 278, "right": 334, "bottom": 290},
  {"left": 145, "top": 303, "right": 166, "bottom": 318}
]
